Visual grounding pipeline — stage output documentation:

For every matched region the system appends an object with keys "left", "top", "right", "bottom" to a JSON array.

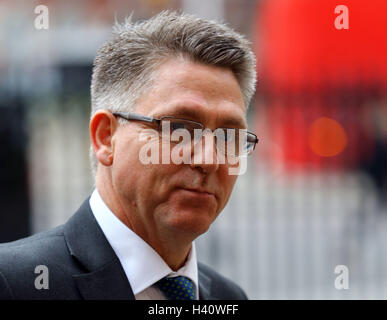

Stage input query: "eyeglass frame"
[{"left": 112, "top": 111, "right": 259, "bottom": 155}]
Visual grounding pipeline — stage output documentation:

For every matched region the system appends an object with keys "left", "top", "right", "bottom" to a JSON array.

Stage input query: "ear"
[{"left": 90, "top": 110, "right": 118, "bottom": 167}]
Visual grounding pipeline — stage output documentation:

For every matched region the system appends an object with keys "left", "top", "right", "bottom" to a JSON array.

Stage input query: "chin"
[{"left": 164, "top": 207, "right": 216, "bottom": 237}]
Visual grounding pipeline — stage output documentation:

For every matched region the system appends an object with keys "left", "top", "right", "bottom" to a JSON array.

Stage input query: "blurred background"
[{"left": 0, "top": 0, "right": 386, "bottom": 299}]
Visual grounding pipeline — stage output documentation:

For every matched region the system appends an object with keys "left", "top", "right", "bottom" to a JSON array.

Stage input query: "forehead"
[{"left": 134, "top": 59, "right": 247, "bottom": 127}]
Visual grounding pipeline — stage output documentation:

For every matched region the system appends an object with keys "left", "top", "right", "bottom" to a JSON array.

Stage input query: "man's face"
[{"left": 109, "top": 59, "right": 246, "bottom": 244}]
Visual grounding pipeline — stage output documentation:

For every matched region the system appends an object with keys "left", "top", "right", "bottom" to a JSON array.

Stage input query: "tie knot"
[{"left": 156, "top": 276, "right": 195, "bottom": 300}]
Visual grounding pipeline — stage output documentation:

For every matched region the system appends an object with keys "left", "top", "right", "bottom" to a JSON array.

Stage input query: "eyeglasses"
[{"left": 112, "top": 111, "right": 259, "bottom": 156}]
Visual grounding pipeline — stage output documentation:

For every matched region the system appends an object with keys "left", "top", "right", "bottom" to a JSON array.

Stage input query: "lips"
[{"left": 178, "top": 187, "right": 216, "bottom": 199}]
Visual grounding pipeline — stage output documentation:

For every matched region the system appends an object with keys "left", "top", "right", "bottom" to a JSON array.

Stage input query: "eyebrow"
[{"left": 153, "top": 105, "right": 247, "bottom": 128}]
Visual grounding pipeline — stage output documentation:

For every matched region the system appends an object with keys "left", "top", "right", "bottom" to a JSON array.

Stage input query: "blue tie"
[{"left": 156, "top": 276, "right": 195, "bottom": 300}]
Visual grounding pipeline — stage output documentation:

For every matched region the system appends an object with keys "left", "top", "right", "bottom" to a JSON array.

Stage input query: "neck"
[
  {"left": 153, "top": 240, "right": 192, "bottom": 271},
  {"left": 95, "top": 170, "right": 193, "bottom": 271}
]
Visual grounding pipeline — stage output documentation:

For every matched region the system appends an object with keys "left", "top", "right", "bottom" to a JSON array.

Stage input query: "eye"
[
  {"left": 171, "top": 122, "right": 186, "bottom": 131},
  {"left": 220, "top": 129, "right": 237, "bottom": 142}
]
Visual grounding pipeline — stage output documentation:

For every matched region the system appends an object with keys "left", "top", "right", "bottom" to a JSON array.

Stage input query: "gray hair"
[{"left": 90, "top": 10, "right": 257, "bottom": 176}]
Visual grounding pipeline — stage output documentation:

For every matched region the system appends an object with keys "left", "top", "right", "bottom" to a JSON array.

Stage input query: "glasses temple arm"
[{"left": 112, "top": 112, "right": 159, "bottom": 125}]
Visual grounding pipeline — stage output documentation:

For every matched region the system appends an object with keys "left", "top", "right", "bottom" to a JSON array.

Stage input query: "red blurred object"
[{"left": 254, "top": 0, "right": 387, "bottom": 170}]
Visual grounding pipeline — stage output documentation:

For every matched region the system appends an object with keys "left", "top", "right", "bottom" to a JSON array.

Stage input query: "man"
[{"left": 0, "top": 11, "right": 257, "bottom": 300}]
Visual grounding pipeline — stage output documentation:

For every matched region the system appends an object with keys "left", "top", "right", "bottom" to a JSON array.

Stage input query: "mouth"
[{"left": 178, "top": 187, "right": 216, "bottom": 200}]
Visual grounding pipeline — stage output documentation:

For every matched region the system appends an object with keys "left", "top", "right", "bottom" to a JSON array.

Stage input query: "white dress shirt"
[{"left": 89, "top": 189, "right": 199, "bottom": 300}]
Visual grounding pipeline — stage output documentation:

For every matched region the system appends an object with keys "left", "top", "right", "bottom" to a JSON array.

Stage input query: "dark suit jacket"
[{"left": 0, "top": 198, "right": 247, "bottom": 300}]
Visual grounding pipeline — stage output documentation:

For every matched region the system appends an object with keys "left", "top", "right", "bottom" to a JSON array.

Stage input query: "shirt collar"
[{"left": 89, "top": 189, "right": 199, "bottom": 296}]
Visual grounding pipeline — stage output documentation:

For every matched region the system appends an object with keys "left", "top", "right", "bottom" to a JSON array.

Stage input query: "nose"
[{"left": 190, "top": 129, "right": 219, "bottom": 174}]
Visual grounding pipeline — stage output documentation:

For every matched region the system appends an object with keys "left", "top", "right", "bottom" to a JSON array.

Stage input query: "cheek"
[
  {"left": 111, "top": 136, "right": 148, "bottom": 192},
  {"left": 218, "top": 169, "right": 238, "bottom": 208},
  {"left": 113, "top": 152, "right": 179, "bottom": 203}
]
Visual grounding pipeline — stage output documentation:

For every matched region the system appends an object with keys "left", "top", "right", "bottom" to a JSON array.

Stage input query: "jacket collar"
[
  {"left": 198, "top": 267, "right": 214, "bottom": 300},
  {"left": 63, "top": 198, "right": 135, "bottom": 300}
]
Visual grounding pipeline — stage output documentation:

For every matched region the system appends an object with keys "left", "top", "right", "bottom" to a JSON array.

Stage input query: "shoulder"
[
  {"left": 0, "top": 226, "right": 79, "bottom": 299},
  {"left": 0, "top": 225, "right": 66, "bottom": 265},
  {"left": 198, "top": 262, "right": 248, "bottom": 300}
]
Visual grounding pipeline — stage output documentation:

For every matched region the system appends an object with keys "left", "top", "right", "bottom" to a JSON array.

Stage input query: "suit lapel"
[
  {"left": 72, "top": 262, "right": 135, "bottom": 300},
  {"left": 64, "top": 199, "right": 134, "bottom": 300},
  {"left": 198, "top": 265, "right": 216, "bottom": 300}
]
